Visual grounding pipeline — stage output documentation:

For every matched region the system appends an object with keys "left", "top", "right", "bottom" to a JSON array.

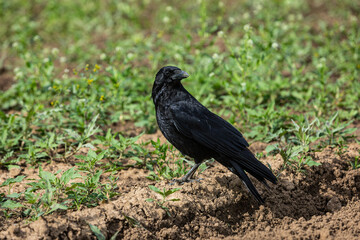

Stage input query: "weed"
[
  {"left": 0, "top": 175, "right": 26, "bottom": 194},
  {"left": 267, "top": 143, "right": 321, "bottom": 173},
  {"left": 319, "top": 112, "right": 356, "bottom": 147},
  {"left": 0, "top": 151, "right": 19, "bottom": 169},
  {"left": 88, "top": 223, "right": 119, "bottom": 240},
  {"left": 146, "top": 185, "right": 181, "bottom": 217},
  {"left": 349, "top": 148, "right": 360, "bottom": 169},
  {"left": 146, "top": 139, "right": 190, "bottom": 181}
]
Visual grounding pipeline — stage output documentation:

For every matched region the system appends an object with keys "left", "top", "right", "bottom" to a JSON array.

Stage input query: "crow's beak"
[
  {"left": 172, "top": 70, "right": 190, "bottom": 81},
  {"left": 179, "top": 70, "right": 189, "bottom": 79}
]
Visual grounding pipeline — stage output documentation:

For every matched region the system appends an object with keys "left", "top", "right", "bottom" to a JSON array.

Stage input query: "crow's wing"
[
  {"left": 169, "top": 101, "right": 249, "bottom": 158},
  {"left": 170, "top": 101, "right": 277, "bottom": 186}
]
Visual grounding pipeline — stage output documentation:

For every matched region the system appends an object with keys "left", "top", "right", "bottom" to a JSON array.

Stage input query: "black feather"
[{"left": 152, "top": 66, "right": 277, "bottom": 203}]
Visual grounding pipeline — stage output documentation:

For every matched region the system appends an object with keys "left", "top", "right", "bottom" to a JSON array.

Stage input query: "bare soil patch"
[
  {"left": 0, "top": 139, "right": 359, "bottom": 239},
  {"left": 0, "top": 67, "right": 14, "bottom": 92}
]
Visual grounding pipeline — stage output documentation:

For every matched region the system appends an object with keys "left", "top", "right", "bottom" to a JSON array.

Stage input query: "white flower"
[
  {"left": 316, "top": 63, "right": 323, "bottom": 69},
  {"left": 228, "top": 17, "right": 235, "bottom": 24},
  {"left": 217, "top": 31, "right": 224, "bottom": 38},
  {"left": 127, "top": 53, "right": 134, "bottom": 60},
  {"left": 51, "top": 48, "right": 59, "bottom": 56},
  {"left": 281, "top": 24, "right": 289, "bottom": 31},
  {"left": 162, "top": 16, "right": 170, "bottom": 23},
  {"left": 174, "top": 53, "right": 182, "bottom": 60},
  {"left": 271, "top": 42, "right": 279, "bottom": 49},
  {"left": 64, "top": 68, "right": 69, "bottom": 73},
  {"left": 288, "top": 14, "right": 295, "bottom": 21},
  {"left": 15, "top": 72, "right": 23, "bottom": 79},
  {"left": 60, "top": 57, "right": 67, "bottom": 63},
  {"left": 243, "top": 24, "right": 251, "bottom": 32},
  {"left": 254, "top": 3, "right": 263, "bottom": 13},
  {"left": 316, "top": 58, "right": 326, "bottom": 69},
  {"left": 209, "top": 72, "right": 215, "bottom": 77},
  {"left": 165, "top": 6, "right": 172, "bottom": 11},
  {"left": 246, "top": 39, "right": 253, "bottom": 47},
  {"left": 212, "top": 53, "right": 220, "bottom": 60},
  {"left": 43, "top": 58, "right": 50, "bottom": 63},
  {"left": 12, "top": 42, "right": 19, "bottom": 48},
  {"left": 349, "top": 15, "right": 357, "bottom": 22},
  {"left": 243, "top": 13, "right": 250, "bottom": 19},
  {"left": 33, "top": 35, "right": 40, "bottom": 41},
  {"left": 24, "top": 52, "right": 31, "bottom": 59},
  {"left": 14, "top": 68, "right": 24, "bottom": 79},
  {"left": 100, "top": 53, "right": 107, "bottom": 60}
]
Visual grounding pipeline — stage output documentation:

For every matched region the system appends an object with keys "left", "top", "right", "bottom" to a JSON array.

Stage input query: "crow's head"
[
  {"left": 152, "top": 66, "right": 189, "bottom": 102},
  {"left": 155, "top": 66, "right": 189, "bottom": 84}
]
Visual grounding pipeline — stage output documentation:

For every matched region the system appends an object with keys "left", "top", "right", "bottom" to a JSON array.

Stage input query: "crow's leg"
[{"left": 173, "top": 162, "right": 202, "bottom": 183}]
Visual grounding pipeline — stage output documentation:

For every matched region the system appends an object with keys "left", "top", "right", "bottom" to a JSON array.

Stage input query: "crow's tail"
[{"left": 226, "top": 149, "right": 277, "bottom": 203}]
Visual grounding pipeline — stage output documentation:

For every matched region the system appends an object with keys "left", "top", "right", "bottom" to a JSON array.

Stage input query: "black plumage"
[{"left": 152, "top": 66, "right": 277, "bottom": 203}]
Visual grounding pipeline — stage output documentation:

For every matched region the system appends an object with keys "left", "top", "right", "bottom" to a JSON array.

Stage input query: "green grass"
[{"left": 0, "top": 0, "right": 359, "bottom": 221}]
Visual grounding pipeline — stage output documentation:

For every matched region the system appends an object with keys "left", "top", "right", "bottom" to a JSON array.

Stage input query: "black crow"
[{"left": 151, "top": 66, "right": 277, "bottom": 203}]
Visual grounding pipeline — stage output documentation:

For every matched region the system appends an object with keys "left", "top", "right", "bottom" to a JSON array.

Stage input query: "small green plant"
[
  {"left": 0, "top": 151, "right": 19, "bottom": 169},
  {"left": 146, "top": 185, "right": 181, "bottom": 216},
  {"left": 23, "top": 166, "right": 81, "bottom": 220},
  {"left": 93, "top": 129, "right": 146, "bottom": 168},
  {"left": 1, "top": 157, "right": 119, "bottom": 220},
  {"left": 146, "top": 139, "right": 189, "bottom": 181},
  {"left": 319, "top": 112, "right": 356, "bottom": 147},
  {"left": 19, "top": 144, "right": 48, "bottom": 165},
  {"left": 75, "top": 149, "right": 107, "bottom": 173},
  {"left": 88, "top": 223, "right": 119, "bottom": 240},
  {"left": 335, "top": 139, "right": 348, "bottom": 156},
  {"left": 63, "top": 114, "right": 99, "bottom": 160},
  {"left": 0, "top": 176, "right": 26, "bottom": 219},
  {"left": 123, "top": 214, "right": 142, "bottom": 227},
  {"left": 349, "top": 151, "right": 360, "bottom": 169},
  {"left": 266, "top": 143, "right": 321, "bottom": 173},
  {"left": 70, "top": 150, "right": 119, "bottom": 209},
  {"left": 0, "top": 175, "right": 26, "bottom": 194},
  {"left": 290, "top": 117, "right": 320, "bottom": 151},
  {"left": 35, "top": 132, "right": 61, "bottom": 161}
]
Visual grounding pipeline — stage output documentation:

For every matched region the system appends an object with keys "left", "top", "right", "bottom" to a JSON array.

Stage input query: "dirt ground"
[
  {"left": 0, "top": 67, "right": 14, "bottom": 92},
  {"left": 0, "top": 136, "right": 359, "bottom": 239}
]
